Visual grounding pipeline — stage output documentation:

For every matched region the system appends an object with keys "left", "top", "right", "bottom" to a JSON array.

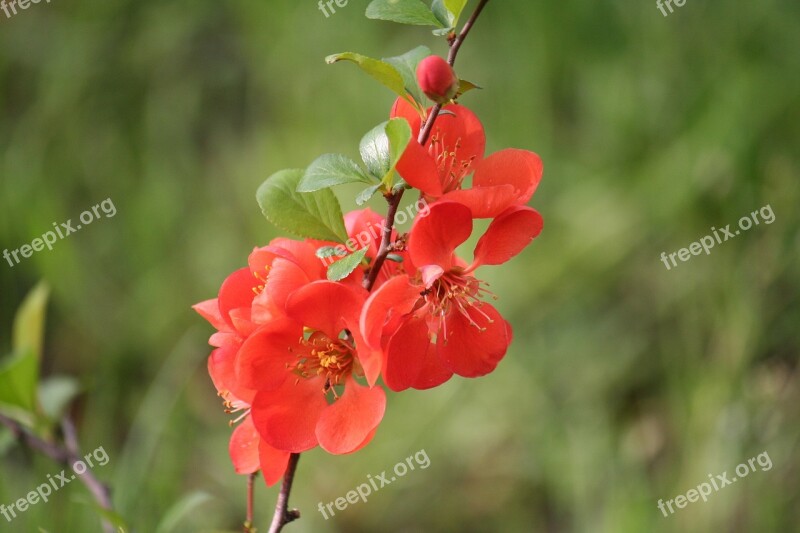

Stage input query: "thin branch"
[
  {"left": 0, "top": 413, "right": 115, "bottom": 533},
  {"left": 244, "top": 472, "right": 258, "bottom": 533},
  {"left": 363, "top": 0, "right": 491, "bottom": 292},
  {"left": 267, "top": 453, "right": 301, "bottom": 533},
  {"left": 447, "top": 0, "right": 491, "bottom": 66},
  {"left": 363, "top": 190, "right": 405, "bottom": 291},
  {"left": 269, "top": 0, "right": 492, "bottom": 528}
]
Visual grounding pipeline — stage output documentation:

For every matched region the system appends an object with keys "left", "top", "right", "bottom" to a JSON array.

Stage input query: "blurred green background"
[{"left": 1, "top": 0, "right": 799, "bottom": 531}]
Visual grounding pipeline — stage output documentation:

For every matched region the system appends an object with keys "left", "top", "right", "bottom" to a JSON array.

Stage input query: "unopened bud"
[{"left": 416, "top": 55, "right": 459, "bottom": 104}]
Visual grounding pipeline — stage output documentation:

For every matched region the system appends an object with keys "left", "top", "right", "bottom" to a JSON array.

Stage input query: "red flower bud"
[{"left": 416, "top": 55, "right": 459, "bottom": 104}]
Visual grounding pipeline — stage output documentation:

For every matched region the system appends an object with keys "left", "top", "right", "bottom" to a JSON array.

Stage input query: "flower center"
[
  {"left": 421, "top": 270, "right": 496, "bottom": 342},
  {"left": 290, "top": 331, "right": 355, "bottom": 396},
  {"left": 428, "top": 133, "right": 476, "bottom": 194}
]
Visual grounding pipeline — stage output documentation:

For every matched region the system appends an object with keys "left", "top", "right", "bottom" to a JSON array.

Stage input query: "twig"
[
  {"left": 267, "top": 453, "right": 301, "bottom": 533},
  {"left": 0, "top": 413, "right": 116, "bottom": 533},
  {"left": 270, "top": 0, "right": 492, "bottom": 527},
  {"left": 363, "top": 0, "right": 491, "bottom": 292},
  {"left": 244, "top": 472, "right": 258, "bottom": 532}
]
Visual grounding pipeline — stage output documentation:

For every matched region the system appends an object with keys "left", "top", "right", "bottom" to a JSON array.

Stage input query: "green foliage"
[
  {"left": 257, "top": 169, "right": 348, "bottom": 242},
  {"left": 299, "top": 154, "right": 373, "bottom": 192},
  {"left": 366, "top": 0, "right": 444, "bottom": 28},
  {"left": 0, "top": 350, "right": 39, "bottom": 415},
  {"left": 0, "top": 283, "right": 49, "bottom": 420},
  {"left": 385, "top": 46, "right": 432, "bottom": 110},
  {"left": 38, "top": 376, "right": 81, "bottom": 422},
  {"left": 456, "top": 79, "right": 481, "bottom": 97},
  {"left": 12, "top": 282, "right": 49, "bottom": 362},
  {"left": 360, "top": 118, "right": 412, "bottom": 183},
  {"left": 327, "top": 247, "right": 369, "bottom": 281},
  {"left": 316, "top": 245, "right": 348, "bottom": 260},
  {"left": 326, "top": 52, "right": 407, "bottom": 100}
]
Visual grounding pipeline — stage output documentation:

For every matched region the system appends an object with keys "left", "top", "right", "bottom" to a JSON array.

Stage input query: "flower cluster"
[{"left": 195, "top": 93, "right": 543, "bottom": 486}]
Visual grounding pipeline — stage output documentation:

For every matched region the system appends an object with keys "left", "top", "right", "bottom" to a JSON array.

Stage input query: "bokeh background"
[{"left": 1, "top": 0, "right": 799, "bottom": 531}]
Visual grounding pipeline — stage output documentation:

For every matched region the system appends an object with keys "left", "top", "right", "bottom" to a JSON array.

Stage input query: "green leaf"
[
  {"left": 356, "top": 184, "right": 383, "bottom": 206},
  {"left": 326, "top": 52, "right": 407, "bottom": 97},
  {"left": 257, "top": 169, "right": 348, "bottom": 242},
  {"left": 155, "top": 491, "right": 214, "bottom": 533},
  {"left": 431, "top": 0, "right": 456, "bottom": 29},
  {"left": 38, "top": 376, "right": 81, "bottom": 421},
  {"left": 12, "top": 282, "right": 49, "bottom": 361},
  {"left": 444, "top": 0, "right": 468, "bottom": 22},
  {"left": 359, "top": 118, "right": 412, "bottom": 187},
  {"left": 0, "top": 350, "right": 39, "bottom": 414},
  {"left": 360, "top": 122, "right": 392, "bottom": 179},
  {"left": 298, "top": 154, "right": 373, "bottom": 192},
  {"left": 316, "top": 245, "right": 348, "bottom": 260},
  {"left": 385, "top": 46, "right": 432, "bottom": 109},
  {"left": 327, "top": 247, "right": 369, "bottom": 281},
  {"left": 386, "top": 118, "right": 412, "bottom": 168},
  {"left": 457, "top": 79, "right": 482, "bottom": 97},
  {"left": 366, "top": 0, "right": 445, "bottom": 27}
]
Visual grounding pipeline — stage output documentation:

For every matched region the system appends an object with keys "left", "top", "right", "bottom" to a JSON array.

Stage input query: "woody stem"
[
  {"left": 0, "top": 413, "right": 116, "bottom": 533},
  {"left": 267, "top": 453, "right": 301, "bottom": 533},
  {"left": 272, "top": 0, "right": 492, "bottom": 527},
  {"left": 364, "top": 0, "right": 491, "bottom": 292}
]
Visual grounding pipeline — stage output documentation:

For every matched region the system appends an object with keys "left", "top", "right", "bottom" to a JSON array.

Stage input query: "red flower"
[
  {"left": 237, "top": 281, "right": 386, "bottom": 455},
  {"left": 391, "top": 97, "right": 543, "bottom": 218},
  {"left": 194, "top": 296, "right": 290, "bottom": 486},
  {"left": 361, "top": 201, "right": 543, "bottom": 391}
]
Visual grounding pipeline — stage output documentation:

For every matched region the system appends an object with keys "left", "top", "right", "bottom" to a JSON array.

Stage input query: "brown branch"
[
  {"left": 363, "top": 0, "right": 491, "bottom": 292},
  {"left": 268, "top": 453, "right": 301, "bottom": 533},
  {"left": 0, "top": 413, "right": 115, "bottom": 533},
  {"left": 269, "top": 0, "right": 492, "bottom": 527},
  {"left": 244, "top": 472, "right": 258, "bottom": 532}
]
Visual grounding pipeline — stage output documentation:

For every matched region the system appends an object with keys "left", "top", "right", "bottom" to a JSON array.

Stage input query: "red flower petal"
[
  {"left": 236, "top": 319, "right": 303, "bottom": 391},
  {"left": 193, "top": 298, "right": 229, "bottom": 331},
  {"left": 348, "top": 323, "right": 383, "bottom": 388},
  {"left": 251, "top": 378, "right": 326, "bottom": 453},
  {"left": 408, "top": 201, "right": 472, "bottom": 270},
  {"left": 436, "top": 303, "right": 509, "bottom": 377},
  {"left": 344, "top": 208, "right": 385, "bottom": 259},
  {"left": 440, "top": 184, "right": 519, "bottom": 219},
  {"left": 360, "top": 275, "right": 421, "bottom": 350},
  {"left": 229, "top": 416, "right": 261, "bottom": 475},
  {"left": 264, "top": 257, "right": 312, "bottom": 314},
  {"left": 218, "top": 268, "right": 257, "bottom": 328},
  {"left": 470, "top": 206, "right": 543, "bottom": 270},
  {"left": 384, "top": 313, "right": 435, "bottom": 392},
  {"left": 209, "top": 345, "right": 254, "bottom": 404},
  {"left": 472, "top": 149, "right": 542, "bottom": 204},
  {"left": 258, "top": 439, "right": 291, "bottom": 487},
  {"left": 315, "top": 377, "right": 386, "bottom": 454},
  {"left": 390, "top": 97, "right": 423, "bottom": 135},
  {"left": 432, "top": 104, "right": 486, "bottom": 166},
  {"left": 286, "top": 281, "right": 366, "bottom": 339},
  {"left": 396, "top": 139, "right": 444, "bottom": 197}
]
